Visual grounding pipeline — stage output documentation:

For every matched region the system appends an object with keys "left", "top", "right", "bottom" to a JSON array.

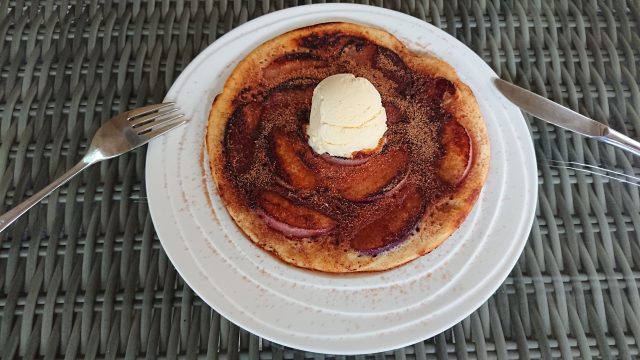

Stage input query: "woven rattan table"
[{"left": 1, "top": 1, "right": 639, "bottom": 358}]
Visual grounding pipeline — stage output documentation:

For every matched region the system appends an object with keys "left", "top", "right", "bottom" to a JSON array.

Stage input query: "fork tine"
[
  {"left": 127, "top": 102, "right": 175, "bottom": 119},
  {"left": 138, "top": 118, "right": 188, "bottom": 140},
  {"left": 135, "top": 114, "right": 185, "bottom": 133},
  {"left": 130, "top": 107, "right": 180, "bottom": 127}
]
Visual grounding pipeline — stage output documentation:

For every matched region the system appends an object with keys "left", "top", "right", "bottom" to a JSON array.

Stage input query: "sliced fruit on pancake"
[
  {"left": 336, "top": 147, "right": 409, "bottom": 202},
  {"left": 427, "top": 77, "right": 456, "bottom": 100},
  {"left": 437, "top": 120, "right": 472, "bottom": 185},
  {"left": 373, "top": 46, "right": 413, "bottom": 87},
  {"left": 338, "top": 42, "right": 377, "bottom": 67},
  {"left": 224, "top": 102, "right": 262, "bottom": 173},
  {"left": 274, "top": 132, "right": 408, "bottom": 201},
  {"left": 272, "top": 131, "right": 317, "bottom": 190},
  {"left": 263, "top": 52, "right": 329, "bottom": 82},
  {"left": 257, "top": 191, "right": 336, "bottom": 237},
  {"left": 350, "top": 185, "right": 424, "bottom": 253}
]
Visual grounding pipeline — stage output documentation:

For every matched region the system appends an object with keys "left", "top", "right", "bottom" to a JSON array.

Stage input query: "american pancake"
[{"left": 206, "top": 23, "right": 490, "bottom": 272}]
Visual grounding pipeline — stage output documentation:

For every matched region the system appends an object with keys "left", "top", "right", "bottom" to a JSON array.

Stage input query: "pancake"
[{"left": 206, "top": 22, "right": 490, "bottom": 272}]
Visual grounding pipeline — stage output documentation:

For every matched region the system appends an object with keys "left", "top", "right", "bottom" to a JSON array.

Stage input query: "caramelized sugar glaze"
[{"left": 221, "top": 32, "right": 472, "bottom": 255}]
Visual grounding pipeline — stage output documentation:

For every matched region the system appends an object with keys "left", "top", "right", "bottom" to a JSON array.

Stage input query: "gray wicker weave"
[{"left": 1, "top": 0, "right": 639, "bottom": 358}]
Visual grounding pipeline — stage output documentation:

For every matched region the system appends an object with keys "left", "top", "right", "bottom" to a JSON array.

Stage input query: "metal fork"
[{"left": 0, "top": 103, "right": 187, "bottom": 233}]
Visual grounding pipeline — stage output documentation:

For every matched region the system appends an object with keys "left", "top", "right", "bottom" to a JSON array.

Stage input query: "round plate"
[{"left": 146, "top": 4, "right": 537, "bottom": 355}]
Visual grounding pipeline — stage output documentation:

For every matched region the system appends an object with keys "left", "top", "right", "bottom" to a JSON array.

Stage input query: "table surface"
[{"left": 1, "top": 0, "right": 639, "bottom": 358}]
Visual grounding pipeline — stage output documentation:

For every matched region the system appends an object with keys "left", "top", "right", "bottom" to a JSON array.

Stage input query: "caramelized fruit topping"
[
  {"left": 335, "top": 148, "right": 408, "bottom": 202},
  {"left": 257, "top": 191, "right": 336, "bottom": 237},
  {"left": 350, "top": 185, "right": 425, "bottom": 253},
  {"left": 224, "top": 102, "right": 262, "bottom": 174},
  {"left": 437, "top": 120, "right": 472, "bottom": 185},
  {"left": 263, "top": 53, "right": 329, "bottom": 82},
  {"left": 223, "top": 32, "right": 472, "bottom": 253},
  {"left": 272, "top": 132, "right": 317, "bottom": 190}
]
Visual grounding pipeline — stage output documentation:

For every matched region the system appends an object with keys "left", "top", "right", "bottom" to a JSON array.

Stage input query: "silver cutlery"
[
  {"left": 0, "top": 103, "right": 187, "bottom": 233},
  {"left": 494, "top": 78, "right": 640, "bottom": 157}
]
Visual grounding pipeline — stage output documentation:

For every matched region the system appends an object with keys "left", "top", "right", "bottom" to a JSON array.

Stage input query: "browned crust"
[{"left": 206, "top": 22, "right": 490, "bottom": 273}]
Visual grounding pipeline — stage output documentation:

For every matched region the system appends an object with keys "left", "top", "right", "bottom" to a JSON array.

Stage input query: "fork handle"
[{"left": 0, "top": 158, "right": 94, "bottom": 233}]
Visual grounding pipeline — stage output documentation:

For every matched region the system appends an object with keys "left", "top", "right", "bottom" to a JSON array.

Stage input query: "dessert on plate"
[{"left": 206, "top": 22, "right": 490, "bottom": 272}]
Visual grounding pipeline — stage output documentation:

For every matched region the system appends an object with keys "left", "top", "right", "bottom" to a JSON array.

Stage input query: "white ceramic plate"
[{"left": 146, "top": 4, "right": 537, "bottom": 354}]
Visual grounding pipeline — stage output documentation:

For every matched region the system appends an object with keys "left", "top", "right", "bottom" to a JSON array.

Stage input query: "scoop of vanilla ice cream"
[{"left": 307, "top": 74, "right": 387, "bottom": 158}]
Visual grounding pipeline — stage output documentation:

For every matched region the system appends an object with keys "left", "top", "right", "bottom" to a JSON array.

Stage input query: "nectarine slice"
[
  {"left": 437, "top": 120, "right": 472, "bottom": 185},
  {"left": 257, "top": 191, "right": 336, "bottom": 237}
]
